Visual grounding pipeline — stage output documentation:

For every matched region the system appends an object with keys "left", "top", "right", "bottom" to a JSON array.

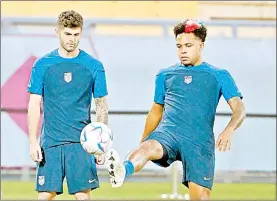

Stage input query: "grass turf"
[{"left": 1, "top": 181, "right": 275, "bottom": 200}]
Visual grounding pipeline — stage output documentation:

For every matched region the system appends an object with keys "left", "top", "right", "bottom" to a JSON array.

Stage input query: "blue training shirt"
[
  {"left": 154, "top": 62, "right": 243, "bottom": 150},
  {"left": 27, "top": 49, "right": 108, "bottom": 149}
]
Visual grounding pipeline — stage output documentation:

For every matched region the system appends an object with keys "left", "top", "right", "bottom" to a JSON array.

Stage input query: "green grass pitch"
[{"left": 1, "top": 181, "right": 275, "bottom": 200}]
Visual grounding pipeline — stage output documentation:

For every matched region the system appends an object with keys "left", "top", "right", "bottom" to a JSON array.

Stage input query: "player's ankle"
[{"left": 123, "top": 160, "right": 134, "bottom": 178}]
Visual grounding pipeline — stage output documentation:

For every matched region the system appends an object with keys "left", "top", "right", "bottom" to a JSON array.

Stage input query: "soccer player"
[
  {"left": 27, "top": 10, "right": 108, "bottom": 200},
  {"left": 106, "top": 19, "right": 246, "bottom": 200}
]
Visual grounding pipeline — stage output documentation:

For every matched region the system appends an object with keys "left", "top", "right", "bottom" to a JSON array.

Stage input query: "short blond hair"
[{"left": 57, "top": 10, "right": 83, "bottom": 28}]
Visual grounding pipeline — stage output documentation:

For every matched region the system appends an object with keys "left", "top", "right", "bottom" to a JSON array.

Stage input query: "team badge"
[
  {"left": 64, "top": 72, "right": 72, "bottom": 83},
  {"left": 38, "top": 176, "right": 45, "bottom": 186},
  {"left": 184, "top": 76, "right": 192, "bottom": 84}
]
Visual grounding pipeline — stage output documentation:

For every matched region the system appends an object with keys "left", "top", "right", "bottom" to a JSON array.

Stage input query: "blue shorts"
[
  {"left": 144, "top": 131, "right": 215, "bottom": 190},
  {"left": 36, "top": 143, "right": 99, "bottom": 195}
]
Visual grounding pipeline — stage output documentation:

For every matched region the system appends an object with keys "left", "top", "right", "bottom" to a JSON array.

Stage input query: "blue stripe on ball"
[
  {"left": 84, "top": 132, "right": 87, "bottom": 142},
  {"left": 97, "top": 143, "right": 104, "bottom": 152},
  {"left": 92, "top": 126, "right": 103, "bottom": 132}
]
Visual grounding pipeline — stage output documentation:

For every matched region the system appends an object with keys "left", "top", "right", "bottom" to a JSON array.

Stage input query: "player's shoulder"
[
  {"left": 202, "top": 62, "right": 230, "bottom": 75},
  {"left": 80, "top": 50, "right": 104, "bottom": 71},
  {"left": 32, "top": 49, "right": 58, "bottom": 68},
  {"left": 156, "top": 63, "right": 180, "bottom": 76}
]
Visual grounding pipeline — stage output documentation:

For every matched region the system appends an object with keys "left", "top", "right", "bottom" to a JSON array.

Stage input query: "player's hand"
[
  {"left": 29, "top": 142, "right": 43, "bottom": 162},
  {"left": 95, "top": 154, "right": 106, "bottom": 165},
  {"left": 216, "top": 128, "right": 233, "bottom": 152}
]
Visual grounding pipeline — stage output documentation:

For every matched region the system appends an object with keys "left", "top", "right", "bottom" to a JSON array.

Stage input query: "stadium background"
[{"left": 1, "top": 1, "right": 276, "bottom": 200}]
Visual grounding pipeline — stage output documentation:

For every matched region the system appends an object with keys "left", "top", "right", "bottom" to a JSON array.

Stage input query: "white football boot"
[{"left": 106, "top": 149, "right": 126, "bottom": 188}]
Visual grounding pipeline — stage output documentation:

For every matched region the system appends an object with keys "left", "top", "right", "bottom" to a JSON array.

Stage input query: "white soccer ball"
[{"left": 80, "top": 122, "right": 113, "bottom": 155}]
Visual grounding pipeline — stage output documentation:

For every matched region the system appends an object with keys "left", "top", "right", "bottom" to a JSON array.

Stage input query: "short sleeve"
[
  {"left": 92, "top": 63, "right": 108, "bottom": 98},
  {"left": 154, "top": 72, "right": 166, "bottom": 104},
  {"left": 219, "top": 70, "right": 243, "bottom": 101},
  {"left": 27, "top": 59, "right": 44, "bottom": 95}
]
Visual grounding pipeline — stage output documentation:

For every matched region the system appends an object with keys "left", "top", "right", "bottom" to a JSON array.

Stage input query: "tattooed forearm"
[
  {"left": 94, "top": 96, "right": 108, "bottom": 125},
  {"left": 226, "top": 97, "right": 246, "bottom": 131}
]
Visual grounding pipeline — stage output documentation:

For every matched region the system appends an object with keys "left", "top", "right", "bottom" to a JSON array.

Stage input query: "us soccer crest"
[
  {"left": 184, "top": 76, "right": 192, "bottom": 84},
  {"left": 64, "top": 72, "right": 72, "bottom": 83},
  {"left": 38, "top": 176, "right": 45, "bottom": 186}
]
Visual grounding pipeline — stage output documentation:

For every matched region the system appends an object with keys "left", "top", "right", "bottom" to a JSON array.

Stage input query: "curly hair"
[
  {"left": 57, "top": 10, "right": 83, "bottom": 28},
  {"left": 173, "top": 20, "right": 207, "bottom": 42}
]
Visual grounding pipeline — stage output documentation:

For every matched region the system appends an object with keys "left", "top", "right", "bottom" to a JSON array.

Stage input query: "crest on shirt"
[
  {"left": 38, "top": 176, "right": 45, "bottom": 186},
  {"left": 184, "top": 76, "right": 192, "bottom": 84},
  {"left": 64, "top": 72, "right": 72, "bottom": 83}
]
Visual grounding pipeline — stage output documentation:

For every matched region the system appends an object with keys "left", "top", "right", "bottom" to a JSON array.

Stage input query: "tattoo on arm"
[
  {"left": 94, "top": 96, "right": 108, "bottom": 125},
  {"left": 226, "top": 97, "right": 246, "bottom": 131}
]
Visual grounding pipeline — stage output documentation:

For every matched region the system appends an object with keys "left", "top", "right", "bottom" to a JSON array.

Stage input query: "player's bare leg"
[
  {"left": 107, "top": 140, "right": 164, "bottom": 187},
  {"left": 188, "top": 182, "right": 211, "bottom": 200},
  {"left": 126, "top": 140, "right": 164, "bottom": 171},
  {"left": 38, "top": 192, "right": 56, "bottom": 200},
  {"left": 74, "top": 189, "right": 91, "bottom": 200}
]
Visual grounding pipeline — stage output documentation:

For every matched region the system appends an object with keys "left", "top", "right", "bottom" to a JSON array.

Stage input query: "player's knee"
[
  {"left": 189, "top": 182, "right": 211, "bottom": 200},
  {"left": 74, "top": 190, "right": 91, "bottom": 200},
  {"left": 199, "top": 190, "right": 210, "bottom": 200},
  {"left": 190, "top": 191, "right": 210, "bottom": 201},
  {"left": 38, "top": 192, "right": 56, "bottom": 200},
  {"left": 140, "top": 140, "right": 163, "bottom": 159}
]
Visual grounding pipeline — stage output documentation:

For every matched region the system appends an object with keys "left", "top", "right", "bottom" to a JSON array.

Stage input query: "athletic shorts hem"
[
  {"left": 36, "top": 188, "right": 63, "bottom": 195},
  {"left": 182, "top": 179, "right": 213, "bottom": 191},
  {"left": 68, "top": 182, "right": 99, "bottom": 195},
  {"left": 143, "top": 138, "right": 171, "bottom": 168}
]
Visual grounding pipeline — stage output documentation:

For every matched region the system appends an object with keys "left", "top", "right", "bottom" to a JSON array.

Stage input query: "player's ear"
[
  {"left": 55, "top": 27, "right": 59, "bottom": 35},
  {"left": 199, "top": 42, "right": 205, "bottom": 52},
  {"left": 55, "top": 25, "right": 63, "bottom": 36}
]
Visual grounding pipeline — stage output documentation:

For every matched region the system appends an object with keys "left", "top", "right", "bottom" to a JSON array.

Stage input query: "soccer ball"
[{"left": 80, "top": 122, "right": 113, "bottom": 155}]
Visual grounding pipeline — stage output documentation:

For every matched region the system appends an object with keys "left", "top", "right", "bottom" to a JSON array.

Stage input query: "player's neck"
[
  {"left": 183, "top": 59, "right": 203, "bottom": 67},
  {"left": 193, "top": 59, "right": 203, "bottom": 66},
  {"left": 58, "top": 47, "right": 80, "bottom": 58}
]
